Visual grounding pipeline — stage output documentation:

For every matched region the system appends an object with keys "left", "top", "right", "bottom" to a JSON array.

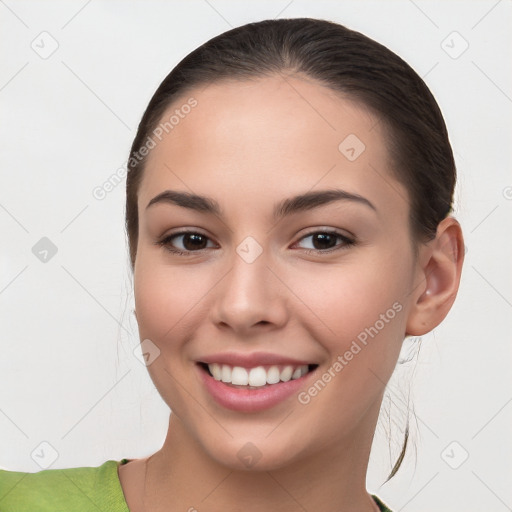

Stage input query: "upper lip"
[{"left": 197, "top": 351, "right": 316, "bottom": 368}]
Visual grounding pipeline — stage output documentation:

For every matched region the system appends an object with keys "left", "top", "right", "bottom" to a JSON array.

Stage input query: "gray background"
[{"left": 1, "top": 1, "right": 511, "bottom": 510}]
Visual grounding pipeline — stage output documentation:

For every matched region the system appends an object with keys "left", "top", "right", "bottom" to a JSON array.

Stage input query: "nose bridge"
[
  {"left": 225, "top": 240, "right": 272, "bottom": 308},
  {"left": 211, "top": 237, "right": 287, "bottom": 331}
]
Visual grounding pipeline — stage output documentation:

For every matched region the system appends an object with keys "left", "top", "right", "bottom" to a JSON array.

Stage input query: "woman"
[{"left": 0, "top": 17, "right": 464, "bottom": 512}]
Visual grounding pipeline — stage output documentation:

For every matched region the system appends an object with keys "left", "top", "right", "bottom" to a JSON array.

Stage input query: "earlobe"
[{"left": 406, "top": 217, "right": 464, "bottom": 336}]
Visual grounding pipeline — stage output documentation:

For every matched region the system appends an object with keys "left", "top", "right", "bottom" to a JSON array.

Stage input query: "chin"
[{"left": 203, "top": 437, "right": 307, "bottom": 473}]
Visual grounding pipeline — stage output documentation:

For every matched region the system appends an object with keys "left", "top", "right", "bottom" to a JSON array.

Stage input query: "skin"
[{"left": 118, "top": 74, "right": 464, "bottom": 512}]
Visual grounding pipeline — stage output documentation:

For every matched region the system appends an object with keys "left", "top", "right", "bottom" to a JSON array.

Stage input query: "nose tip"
[{"left": 209, "top": 249, "right": 288, "bottom": 334}]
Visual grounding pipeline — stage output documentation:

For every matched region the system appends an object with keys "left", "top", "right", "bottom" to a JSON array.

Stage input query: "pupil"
[
  {"left": 313, "top": 233, "right": 336, "bottom": 250},
  {"left": 184, "top": 234, "right": 207, "bottom": 250}
]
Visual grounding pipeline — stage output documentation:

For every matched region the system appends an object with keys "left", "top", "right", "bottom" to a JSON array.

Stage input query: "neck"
[{"left": 143, "top": 409, "right": 381, "bottom": 512}]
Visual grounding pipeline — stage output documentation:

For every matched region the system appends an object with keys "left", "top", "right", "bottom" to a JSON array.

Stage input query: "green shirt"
[{"left": 0, "top": 459, "right": 393, "bottom": 511}]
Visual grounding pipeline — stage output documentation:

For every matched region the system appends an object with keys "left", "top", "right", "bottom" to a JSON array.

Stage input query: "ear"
[{"left": 406, "top": 217, "right": 465, "bottom": 336}]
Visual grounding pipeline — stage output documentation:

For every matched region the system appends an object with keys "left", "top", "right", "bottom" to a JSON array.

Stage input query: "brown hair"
[{"left": 125, "top": 17, "right": 456, "bottom": 479}]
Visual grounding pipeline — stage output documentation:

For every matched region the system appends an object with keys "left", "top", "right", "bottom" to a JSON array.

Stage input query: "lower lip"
[{"left": 198, "top": 365, "right": 315, "bottom": 413}]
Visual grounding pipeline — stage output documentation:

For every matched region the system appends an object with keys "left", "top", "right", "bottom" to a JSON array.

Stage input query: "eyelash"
[{"left": 155, "top": 229, "right": 356, "bottom": 256}]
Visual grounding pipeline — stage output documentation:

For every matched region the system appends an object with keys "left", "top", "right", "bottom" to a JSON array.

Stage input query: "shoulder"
[{"left": 0, "top": 459, "right": 130, "bottom": 512}]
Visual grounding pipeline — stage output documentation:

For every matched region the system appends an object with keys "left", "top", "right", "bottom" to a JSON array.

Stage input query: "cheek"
[
  {"left": 134, "top": 256, "right": 211, "bottom": 341},
  {"left": 286, "top": 253, "right": 409, "bottom": 361},
  {"left": 133, "top": 257, "right": 208, "bottom": 413},
  {"left": 288, "top": 261, "right": 409, "bottom": 438}
]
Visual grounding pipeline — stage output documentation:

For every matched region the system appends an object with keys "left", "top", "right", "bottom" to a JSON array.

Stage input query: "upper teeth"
[{"left": 207, "top": 363, "right": 309, "bottom": 387}]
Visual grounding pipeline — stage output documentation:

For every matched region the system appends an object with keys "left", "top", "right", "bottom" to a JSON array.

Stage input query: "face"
[{"left": 133, "top": 74, "right": 418, "bottom": 471}]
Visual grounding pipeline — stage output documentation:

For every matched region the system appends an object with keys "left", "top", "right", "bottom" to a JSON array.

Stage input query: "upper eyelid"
[
  {"left": 163, "top": 229, "right": 218, "bottom": 244},
  {"left": 296, "top": 227, "right": 354, "bottom": 240},
  {"left": 293, "top": 230, "right": 354, "bottom": 250},
  {"left": 164, "top": 230, "right": 218, "bottom": 248},
  {"left": 161, "top": 228, "right": 353, "bottom": 249},
  {"left": 162, "top": 228, "right": 350, "bottom": 239}
]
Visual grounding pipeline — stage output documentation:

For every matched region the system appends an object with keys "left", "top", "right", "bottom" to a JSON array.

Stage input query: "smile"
[
  {"left": 197, "top": 361, "right": 319, "bottom": 413},
  {"left": 200, "top": 363, "right": 316, "bottom": 388}
]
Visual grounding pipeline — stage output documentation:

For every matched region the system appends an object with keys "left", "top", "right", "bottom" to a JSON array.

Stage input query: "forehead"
[{"left": 138, "top": 74, "right": 407, "bottom": 219}]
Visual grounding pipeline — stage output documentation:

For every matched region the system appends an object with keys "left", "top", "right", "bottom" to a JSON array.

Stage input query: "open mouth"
[{"left": 198, "top": 362, "right": 319, "bottom": 389}]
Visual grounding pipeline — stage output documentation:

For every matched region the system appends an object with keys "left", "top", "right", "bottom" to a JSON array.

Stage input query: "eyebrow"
[{"left": 145, "top": 188, "right": 377, "bottom": 219}]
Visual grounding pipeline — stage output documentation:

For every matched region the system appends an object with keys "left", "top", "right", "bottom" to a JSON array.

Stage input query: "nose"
[{"left": 209, "top": 246, "right": 289, "bottom": 336}]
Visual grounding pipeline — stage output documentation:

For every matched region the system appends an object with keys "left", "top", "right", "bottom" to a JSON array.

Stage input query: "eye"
[
  {"left": 155, "top": 229, "right": 355, "bottom": 256},
  {"left": 156, "top": 231, "right": 217, "bottom": 255},
  {"left": 294, "top": 230, "right": 355, "bottom": 253}
]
